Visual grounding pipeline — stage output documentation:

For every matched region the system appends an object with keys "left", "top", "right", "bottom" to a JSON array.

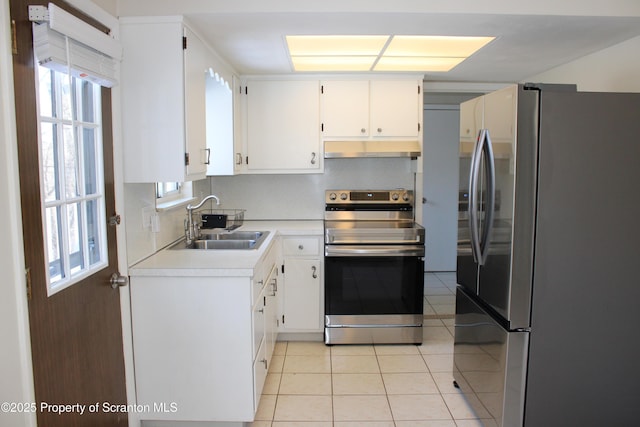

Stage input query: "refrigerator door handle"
[
  {"left": 468, "top": 130, "right": 485, "bottom": 264},
  {"left": 480, "top": 129, "right": 496, "bottom": 265}
]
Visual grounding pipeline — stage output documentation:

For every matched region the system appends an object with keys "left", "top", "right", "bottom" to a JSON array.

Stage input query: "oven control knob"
[
  {"left": 329, "top": 192, "right": 337, "bottom": 201},
  {"left": 391, "top": 192, "right": 399, "bottom": 201},
  {"left": 402, "top": 193, "right": 410, "bottom": 202},
  {"left": 340, "top": 193, "right": 348, "bottom": 200}
]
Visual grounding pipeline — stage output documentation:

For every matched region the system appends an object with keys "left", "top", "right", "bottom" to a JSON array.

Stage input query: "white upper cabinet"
[
  {"left": 206, "top": 75, "right": 242, "bottom": 176},
  {"left": 121, "top": 17, "right": 211, "bottom": 183},
  {"left": 370, "top": 80, "right": 421, "bottom": 138},
  {"left": 321, "top": 79, "right": 422, "bottom": 139},
  {"left": 183, "top": 26, "right": 209, "bottom": 179},
  {"left": 245, "top": 79, "right": 321, "bottom": 173},
  {"left": 320, "top": 80, "right": 370, "bottom": 137}
]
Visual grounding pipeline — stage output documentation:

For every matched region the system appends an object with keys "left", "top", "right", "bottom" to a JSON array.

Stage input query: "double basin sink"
[{"left": 171, "top": 231, "right": 269, "bottom": 251}]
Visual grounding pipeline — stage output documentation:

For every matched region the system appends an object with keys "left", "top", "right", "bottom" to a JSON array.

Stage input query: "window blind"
[{"left": 31, "top": 3, "right": 121, "bottom": 88}]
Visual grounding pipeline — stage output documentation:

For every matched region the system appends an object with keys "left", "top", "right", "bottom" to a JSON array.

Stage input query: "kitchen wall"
[
  {"left": 526, "top": 35, "right": 640, "bottom": 92},
  {"left": 124, "top": 32, "right": 640, "bottom": 266},
  {"left": 2, "top": 2, "right": 639, "bottom": 426},
  {"left": 124, "top": 158, "right": 416, "bottom": 265},
  {"left": 124, "top": 183, "right": 193, "bottom": 265},
  {"left": 206, "top": 158, "right": 416, "bottom": 220}
]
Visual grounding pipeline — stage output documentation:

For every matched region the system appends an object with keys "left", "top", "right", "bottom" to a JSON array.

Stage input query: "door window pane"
[
  {"left": 40, "top": 122, "right": 59, "bottom": 202},
  {"left": 83, "top": 127, "right": 98, "bottom": 195},
  {"left": 86, "top": 199, "right": 102, "bottom": 266},
  {"left": 63, "top": 124, "right": 80, "bottom": 199},
  {"left": 37, "top": 65, "right": 108, "bottom": 294},
  {"left": 37, "top": 66, "right": 55, "bottom": 118},
  {"left": 67, "top": 202, "right": 84, "bottom": 275},
  {"left": 45, "top": 206, "right": 64, "bottom": 284},
  {"left": 76, "top": 79, "right": 95, "bottom": 122}
]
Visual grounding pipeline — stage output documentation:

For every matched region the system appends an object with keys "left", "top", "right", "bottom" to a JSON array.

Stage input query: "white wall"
[
  {"left": 123, "top": 182, "right": 205, "bottom": 265},
  {"left": 0, "top": 1, "right": 37, "bottom": 426},
  {"left": 527, "top": 36, "right": 640, "bottom": 92}
]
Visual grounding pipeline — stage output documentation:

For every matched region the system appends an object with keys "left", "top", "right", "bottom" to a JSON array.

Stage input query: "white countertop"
[{"left": 128, "top": 220, "right": 323, "bottom": 278}]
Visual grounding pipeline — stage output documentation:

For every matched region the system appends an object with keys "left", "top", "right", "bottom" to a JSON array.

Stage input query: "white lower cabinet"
[
  {"left": 252, "top": 337, "right": 267, "bottom": 414},
  {"left": 264, "top": 264, "right": 279, "bottom": 358},
  {"left": 130, "top": 247, "right": 278, "bottom": 422},
  {"left": 281, "top": 236, "right": 323, "bottom": 332}
]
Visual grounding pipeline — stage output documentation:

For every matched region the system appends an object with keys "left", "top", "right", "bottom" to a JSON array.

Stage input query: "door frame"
[
  {"left": 0, "top": 1, "right": 137, "bottom": 426},
  {"left": 0, "top": 1, "right": 36, "bottom": 426},
  {"left": 422, "top": 104, "right": 460, "bottom": 272}
]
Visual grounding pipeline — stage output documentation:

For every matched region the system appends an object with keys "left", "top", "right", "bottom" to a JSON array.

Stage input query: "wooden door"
[{"left": 10, "top": 1, "right": 128, "bottom": 426}]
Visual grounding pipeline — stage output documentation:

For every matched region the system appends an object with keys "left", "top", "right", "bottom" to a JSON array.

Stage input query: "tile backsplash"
[
  {"left": 206, "top": 158, "right": 416, "bottom": 220},
  {"left": 124, "top": 157, "right": 416, "bottom": 266}
]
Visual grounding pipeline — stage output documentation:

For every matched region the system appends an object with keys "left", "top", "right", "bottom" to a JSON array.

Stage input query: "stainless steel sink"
[
  {"left": 170, "top": 231, "right": 269, "bottom": 250},
  {"left": 199, "top": 231, "right": 265, "bottom": 241},
  {"left": 191, "top": 239, "right": 257, "bottom": 249}
]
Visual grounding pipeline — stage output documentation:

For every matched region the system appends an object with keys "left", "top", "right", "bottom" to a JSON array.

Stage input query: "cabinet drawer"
[
  {"left": 252, "top": 338, "right": 267, "bottom": 413},
  {"left": 252, "top": 293, "right": 265, "bottom": 359},
  {"left": 283, "top": 237, "right": 320, "bottom": 256}
]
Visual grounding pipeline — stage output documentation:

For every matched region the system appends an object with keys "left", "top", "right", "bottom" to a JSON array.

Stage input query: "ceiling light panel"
[
  {"left": 285, "top": 34, "right": 495, "bottom": 72},
  {"left": 374, "top": 56, "right": 465, "bottom": 72},
  {"left": 291, "top": 56, "right": 377, "bottom": 72},
  {"left": 384, "top": 35, "right": 495, "bottom": 58},
  {"left": 286, "top": 35, "right": 389, "bottom": 56}
]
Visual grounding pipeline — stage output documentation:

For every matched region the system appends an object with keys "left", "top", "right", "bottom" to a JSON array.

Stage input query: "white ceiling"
[{"left": 183, "top": 11, "right": 640, "bottom": 82}]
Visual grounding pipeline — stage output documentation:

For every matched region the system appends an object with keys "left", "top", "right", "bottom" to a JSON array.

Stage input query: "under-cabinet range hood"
[{"left": 324, "top": 140, "right": 421, "bottom": 159}]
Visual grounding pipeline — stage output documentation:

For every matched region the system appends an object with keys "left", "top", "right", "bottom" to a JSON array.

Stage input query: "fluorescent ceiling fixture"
[
  {"left": 286, "top": 35, "right": 495, "bottom": 72},
  {"left": 291, "top": 56, "right": 377, "bottom": 72},
  {"left": 286, "top": 35, "right": 389, "bottom": 56},
  {"left": 374, "top": 56, "right": 466, "bottom": 72},
  {"left": 384, "top": 36, "right": 494, "bottom": 58}
]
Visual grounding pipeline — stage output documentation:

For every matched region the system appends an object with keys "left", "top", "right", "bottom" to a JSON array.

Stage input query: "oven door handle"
[{"left": 325, "top": 245, "right": 425, "bottom": 257}]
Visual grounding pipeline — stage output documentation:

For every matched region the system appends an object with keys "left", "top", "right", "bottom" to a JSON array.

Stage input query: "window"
[
  {"left": 155, "top": 181, "right": 194, "bottom": 211},
  {"left": 156, "top": 182, "right": 182, "bottom": 198},
  {"left": 37, "top": 64, "right": 108, "bottom": 294}
]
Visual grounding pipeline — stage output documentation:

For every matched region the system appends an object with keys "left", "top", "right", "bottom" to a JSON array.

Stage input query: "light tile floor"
[{"left": 250, "top": 273, "right": 493, "bottom": 427}]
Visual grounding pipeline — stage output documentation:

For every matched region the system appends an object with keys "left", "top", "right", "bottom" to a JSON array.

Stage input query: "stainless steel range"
[{"left": 324, "top": 189, "right": 425, "bottom": 345}]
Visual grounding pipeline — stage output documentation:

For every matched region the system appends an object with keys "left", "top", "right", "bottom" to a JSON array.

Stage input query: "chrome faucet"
[{"left": 185, "top": 194, "right": 220, "bottom": 244}]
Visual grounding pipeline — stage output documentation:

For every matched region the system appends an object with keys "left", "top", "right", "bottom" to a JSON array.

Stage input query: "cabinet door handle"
[
  {"left": 311, "top": 265, "right": 317, "bottom": 279},
  {"left": 204, "top": 148, "right": 211, "bottom": 165},
  {"left": 377, "top": 127, "right": 382, "bottom": 133},
  {"left": 310, "top": 152, "right": 316, "bottom": 165},
  {"left": 361, "top": 128, "right": 366, "bottom": 133},
  {"left": 261, "top": 358, "right": 268, "bottom": 370}
]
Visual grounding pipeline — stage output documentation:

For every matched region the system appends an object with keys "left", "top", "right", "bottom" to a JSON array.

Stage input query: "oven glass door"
[{"left": 325, "top": 255, "right": 424, "bottom": 316}]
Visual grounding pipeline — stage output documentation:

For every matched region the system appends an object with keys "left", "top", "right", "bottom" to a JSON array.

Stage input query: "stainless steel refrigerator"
[{"left": 455, "top": 83, "right": 640, "bottom": 427}]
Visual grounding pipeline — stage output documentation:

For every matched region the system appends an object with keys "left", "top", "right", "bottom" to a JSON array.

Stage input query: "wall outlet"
[
  {"left": 141, "top": 205, "right": 155, "bottom": 229},
  {"left": 150, "top": 213, "right": 160, "bottom": 233}
]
